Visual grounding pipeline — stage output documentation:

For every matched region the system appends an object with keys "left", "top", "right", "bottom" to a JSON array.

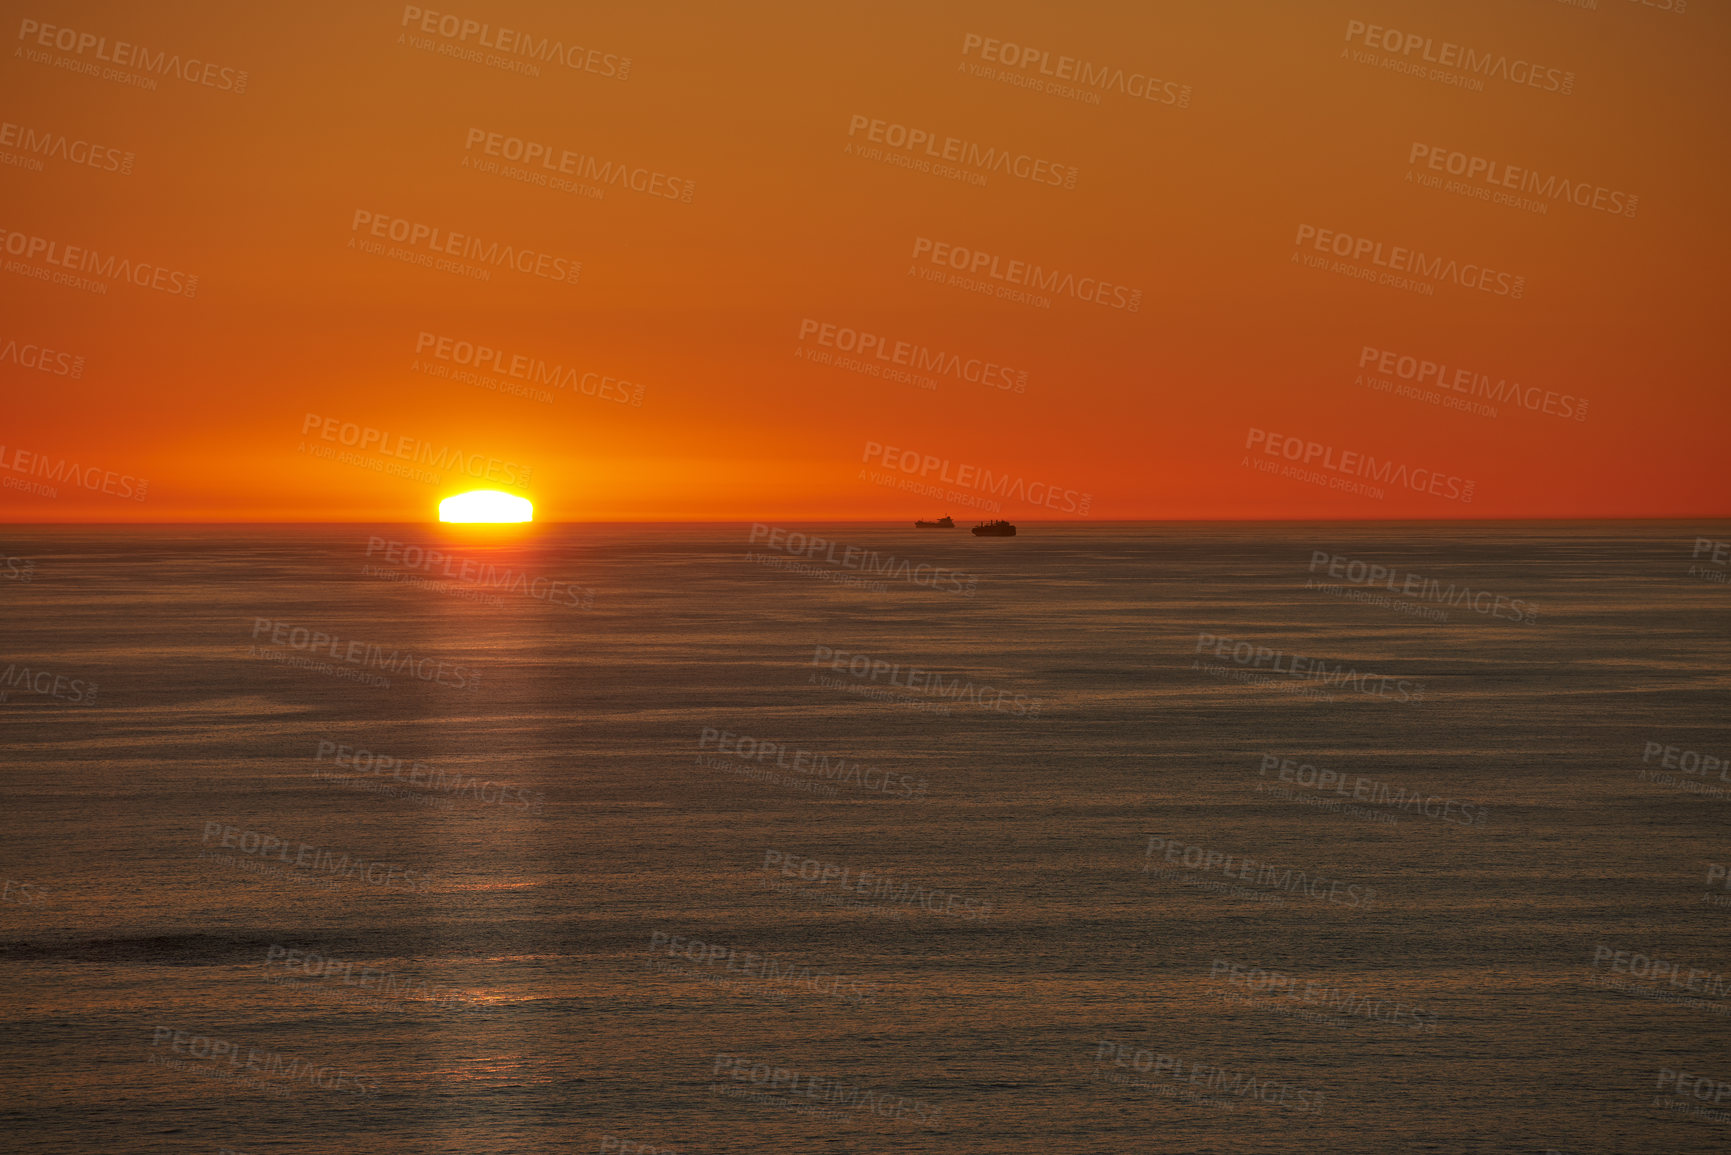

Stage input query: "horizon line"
[{"left": 3, "top": 516, "right": 1728, "bottom": 527}]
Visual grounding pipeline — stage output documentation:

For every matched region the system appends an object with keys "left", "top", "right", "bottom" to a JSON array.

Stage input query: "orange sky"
[{"left": 2, "top": 0, "right": 1726, "bottom": 521}]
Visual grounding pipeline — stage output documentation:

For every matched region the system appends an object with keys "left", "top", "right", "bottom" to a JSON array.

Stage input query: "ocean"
[{"left": 1, "top": 522, "right": 1728, "bottom": 1153}]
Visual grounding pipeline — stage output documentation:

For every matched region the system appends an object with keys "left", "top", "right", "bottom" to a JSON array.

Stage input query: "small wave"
[{"left": 0, "top": 932, "right": 344, "bottom": 965}]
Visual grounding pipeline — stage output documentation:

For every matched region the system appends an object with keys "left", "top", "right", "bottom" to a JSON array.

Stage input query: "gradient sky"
[{"left": 2, "top": 0, "right": 1726, "bottom": 520}]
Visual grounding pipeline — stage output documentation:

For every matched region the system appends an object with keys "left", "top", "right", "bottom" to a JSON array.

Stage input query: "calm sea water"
[{"left": 1, "top": 522, "right": 1728, "bottom": 1154}]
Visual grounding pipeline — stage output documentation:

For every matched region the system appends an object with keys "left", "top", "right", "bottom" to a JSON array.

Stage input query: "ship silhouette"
[
  {"left": 914, "top": 515, "right": 955, "bottom": 528},
  {"left": 971, "top": 520, "right": 1016, "bottom": 537}
]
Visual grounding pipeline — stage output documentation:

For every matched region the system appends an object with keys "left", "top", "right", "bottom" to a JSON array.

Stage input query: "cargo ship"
[
  {"left": 914, "top": 516, "right": 955, "bottom": 528},
  {"left": 971, "top": 520, "right": 1016, "bottom": 537}
]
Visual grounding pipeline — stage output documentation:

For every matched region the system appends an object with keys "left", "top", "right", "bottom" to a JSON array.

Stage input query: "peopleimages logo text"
[
  {"left": 1294, "top": 225, "right": 1524, "bottom": 298},
  {"left": 0, "top": 336, "right": 85, "bottom": 377},
  {"left": 1255, "top": 755, "right": 1486, "bottom": 826},
  {"left": 1407, "top": 144, "right": 1635, "bottom": 219},
  {"left": 847, "top": 114, "right": 1077, "bottom": 188},
  {"left": 1358, "top": 345, "right": 1586, "bottom": 421},
  {"left": 1195, "top": 631, "right": 1426, "bottom": 703},
  {"left": 911, "top": 236, "right": 1141, "bottom": 312},
  {"left": 364, "top": 536, "right": 590, "bottom": 609},
  {"left": 149, "top": 1027, "right": 377, "bottom": 1096},
  {"left": 1246, "top": 428, "right": 1474, "bottom": 503},
  {"left": 16, "top": 18, "right": 249, "bottom": 92},
  {"left": 1343, "top": 19, "right": 1574, "bottom": 95},
  {"left": 762, "top": 849, "right": 993, "bottom": 921},
  {"left": 250, "top": 618, "right": 481, "bottom": 691},
  {"left": 811, "top": 645, "right": 1043, "bottom": 717},
  {"left": 961, "top": 34, "right": 1191, "bottom": 107},
  {"left": 199, "top": 820, "right": 432, "bottom": 893},
  {"left": 463, "top": 128, "right": 692, "bottom": 201},
  {"left": 399, "top": 6, "right": 630, "bottom": 79},
  {"left": 1092, "top": 1038, "right": 1326, "bottom": 1112},
  {"left": 699, "top": 727, "right": 928, "bottom": 799},
  {"left": 414, "top": 332, "right": 641, "bottom": 406},
  {"left": 313, "top": 740, "right": 543, "bottom": 812},
  {"left": 799, "top": 319, "right": 1026, "bottom": 393},
  {"left": 0, "top": 444, "right": 148, "bottom": 500},
  {"left": 711, "top": 1052, "right": 944, "bottom": 1125},
  {"left": 1144, "top": 835, "right": 1376, "bottom": 909},
  {"left": 749, "top": 524, "right": 977, "bottom": 596},
  {"left": 349, "top": 210, "right": 580, "bottom": 284},
  {"left": 300, "top": 413, "right": 530, "bottom": 487},
  {"left": 0, "top": 225, "right": 198, "bottom": 297},
  {"left": 862, "top": 439, "right": 1091, "bottom": 514},
  {"left": 0, "top": 119, "right": 133, "bottom": 174},
  {"left": 0, "top": 661, "right": 97, "bottom": 705},
  {"left": 1307, "top": 551, "right": 1537, "bottom": 623}
]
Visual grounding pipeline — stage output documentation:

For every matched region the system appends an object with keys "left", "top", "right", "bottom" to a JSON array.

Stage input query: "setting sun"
[{"left": 439, "top": 490, "right": 533, "bottom": 523}]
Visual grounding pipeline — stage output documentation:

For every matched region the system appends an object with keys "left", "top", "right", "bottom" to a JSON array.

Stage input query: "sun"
[{"left": 439, "top": 490, "right": 533, "bottom": 523}]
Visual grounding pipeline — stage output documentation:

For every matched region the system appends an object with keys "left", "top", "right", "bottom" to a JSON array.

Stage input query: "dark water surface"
[{"left": 1, "top": 522, "right": 1728, "bottom": 1153}]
